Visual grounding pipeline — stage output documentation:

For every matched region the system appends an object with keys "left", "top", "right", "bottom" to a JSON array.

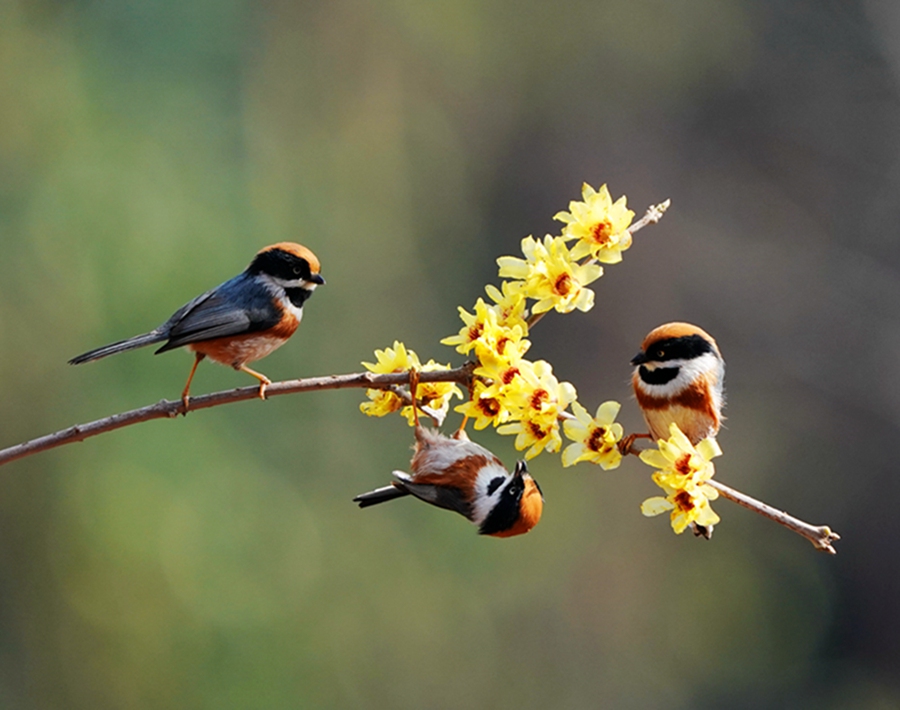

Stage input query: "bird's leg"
[
  {"left": 454, "top": 415, "right": 471, "bottom": 439},
  {"left": 619, "top": 432, "right": 653, "bottom": 456},
  {"left": 409, "top": 369, "right": 421, "bottom": 429},
  {"left": 182, "top": 353, "right": 206, "bottom": 410},
  {"left": 239, "top": 364, "right": 273, "bottom": 400}
]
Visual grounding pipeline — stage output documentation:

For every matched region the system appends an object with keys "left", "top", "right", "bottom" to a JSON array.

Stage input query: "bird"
[
  {"left": 69, "top": 242, "right": 324, "bottom": 407},
  {"left": 629, "top": 322, "right": 725, "bottom": 539},
  {"left": 354, "top": 374, "right": 544, "bottom": 537},
  {"left": 630, "top": 322, "right": 725, "bottom": 445}
]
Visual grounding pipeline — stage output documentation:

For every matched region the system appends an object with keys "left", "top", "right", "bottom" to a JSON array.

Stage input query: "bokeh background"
[{"left": 0, "top": 0, "right": 898, "bottom": 707}]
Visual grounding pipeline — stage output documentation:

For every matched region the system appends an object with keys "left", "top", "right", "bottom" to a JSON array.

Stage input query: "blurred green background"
[{"left": 1, "top": 0, "right": 898, "bottom": 707}]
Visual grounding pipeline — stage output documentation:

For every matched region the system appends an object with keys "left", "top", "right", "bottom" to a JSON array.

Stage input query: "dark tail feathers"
[
  {"left": 69, "top": 331, "right": 165, "bottom": 365},
  {"left": 353, "top": 483, "right": 409, "bottom": 509}
]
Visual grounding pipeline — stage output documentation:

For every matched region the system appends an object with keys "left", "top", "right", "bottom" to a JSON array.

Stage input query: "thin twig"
[
  {"left": 620, "top": 439, "right": 839, "bottom": 554},
  {"left": 627, "top": 199, "right": 671, "bottom": 235},
  {"left": 0, "top": 366, "right": 475, "bottom": 469},
  {"left": 525, "top": 200, "right": 671, "bottom": 329},
  {"left": 705, "top": 479, "right": 840, "bottom": 554}
]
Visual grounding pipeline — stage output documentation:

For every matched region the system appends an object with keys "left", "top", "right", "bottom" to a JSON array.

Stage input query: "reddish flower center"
[
  {"left": 591, "top": 219, "right": 614, "bottom": 245},
  {"left": 586, "top": 426, "right": 607, "bottom": 452},
  {"left": 467, "top": 322, "right": 484, "bottom": 342},
  {"left": 528, "top": 421, "right": 548, "bottom": 439},
  {"left": 529, "top": 389, "right": 549, "bottom": 411},
  {"left": 554, "top": 273, "right": 573, "bottom": 296},
  {"left": 673, "top": 490, "right": 695, "bottom": 512},
  {"left": 501, "top": 367, "right": 520, "bottom": 385},
  {"left": 496, "top": 336, "right": 510, "bottom": 354},
  {"left": 477, "top": 397, "right": 501, "bottom": 417},
  {"left": 674, "top": 453, "right": 694, "bottom": 476}
]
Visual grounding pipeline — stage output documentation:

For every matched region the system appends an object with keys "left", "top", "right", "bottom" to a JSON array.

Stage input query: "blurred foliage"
[{"left": 1, "top": 0, "right": 900, "bottom": 707}]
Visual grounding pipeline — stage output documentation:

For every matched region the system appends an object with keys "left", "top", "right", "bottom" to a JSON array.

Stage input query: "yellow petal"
[
  {"left": 667, "top": 423, "right": 694, "bottom": 451},
  {"left": 639, "top": 449, "right": 670, "bottom": 469},
  {"left": 696, "top": 438, "right": 723, "bottom": 461},
  {"left": 561, "top": 443, "right": 585, "bottom": 467},
  {"left": 595, "top": 400, "right": 621, "bottom": 424},
  {"left": 641, "top": 497, "right": 673, "bottom": 517}
]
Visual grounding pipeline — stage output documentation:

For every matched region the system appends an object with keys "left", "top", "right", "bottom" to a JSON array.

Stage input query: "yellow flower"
[
  {"left": 484, "top": 282, "right": 529, "bottom": 331},
  {"left": 455, "top": 380, "right": 508, "bottom": 430},
  {"left": 458, "top": 358, "right": 532, "bottom": 430},
  {"left": 471, "top": 322, "right": 530, "bottom": 372},
  {"left": 639, "top": 423, "right": 722, "bottom": 534},
  {"left": 554, "top": 183, "right": 635, "bottom": 264},
  {"left": 400, "top": 360, "right": 463, "bottom": 426},
  {"left": 496, "top": 360, "right": 577, "bottom": 459},
  {"left": 561, "top": 401, "right": 624, "bottom": 469},
  {"left": 497, "top": 235, "right": 602, "bottom": 314},
  {"left": 362, "top": 341, "right": 421, "bottom": 374},
  {"left": 360, "top": 390, "right": 404, "bottom": 418},
  {"left": 441, "top": 296, "right": 531, "bottom": 372},
  {"left": 440, "top": 299, "right": 496, "bottom": 355},
  {"left": 360, "top": 341, "right": 421, "bottom": 419}
]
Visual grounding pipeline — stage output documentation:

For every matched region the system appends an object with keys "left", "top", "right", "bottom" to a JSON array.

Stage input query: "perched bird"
[
  {"left": 630, "top": 322, "right": 725, "bottom": 540},
  {"left": 354, "top": 425, "right": 544, "bottom": 537},
  {"left": 69, "top": 242, "right": 324, "bottom": 406},
  {"left": 630, "top": 322, "right": 725, "bottom": 445}
]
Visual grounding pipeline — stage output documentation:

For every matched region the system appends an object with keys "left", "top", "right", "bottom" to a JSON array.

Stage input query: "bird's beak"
[
  {"left": 516, "top": 460, "right": 543, "bottom": 498},
  {"left": 310, "top": 273, "right": 326, "bottom": 286},
  {"left": 630, "top": 351, "right": 649, "bottom": 366}
]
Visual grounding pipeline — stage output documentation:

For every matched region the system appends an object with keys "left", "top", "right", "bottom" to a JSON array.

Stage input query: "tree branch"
[
  {"left": 620, "top": 440, "right": 839, "bottom": 554},
  {"left": 705, "top": 479, "right": 840, "bottom": 554},
  {"left": 0, "top": 366, "right": 475, "bottom": 469}
]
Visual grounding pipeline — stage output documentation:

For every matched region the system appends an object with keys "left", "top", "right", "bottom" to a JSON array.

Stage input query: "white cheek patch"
[
  {"left": 280, "top": 296, "right": 304, "bottom": 322},
  {"left": 636, "top": 352, "right": 724, "bottom": 399},
  {"left": 269, "top": 275, "right": 318, "bottom": 291},
  {"left": 471, "top": 463, "right": 512, "bottom": 526},
  {"left": 261, "top": 274, "right": 311, "bottom": 322}
]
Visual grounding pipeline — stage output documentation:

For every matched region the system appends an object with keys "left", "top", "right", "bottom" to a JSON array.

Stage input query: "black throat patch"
[
  {"left": 285, "top": 287, "right": 313, "bottom": 309},
  {"left": 639, "top": 365, "right": 680, "bottom": 385},
  {"left": 478, "top": 477, "right": 523, "bottom": 535}
]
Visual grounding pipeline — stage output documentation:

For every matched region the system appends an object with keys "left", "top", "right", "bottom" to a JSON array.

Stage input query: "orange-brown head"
[
  {"left": 259, "top": 242, "right": 322, "bottom": 275},
  {"left": 637, "top": 322, "right": 721, "bottom": 360},
  {"left": 248, "top": 243, "right": 325, "bottom": 287},
  {"left": 631, "top": 322, "right": 725, "bottom": 443}
]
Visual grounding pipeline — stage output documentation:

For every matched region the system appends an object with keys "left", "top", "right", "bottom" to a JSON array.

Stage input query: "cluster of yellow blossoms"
[
  {"left": 439, "top": 183, "right": 636, "bottom": 462},
  {"left": 360, "top": 182, "right": 720, "bottom": 535},
  {"left": 639, "top": 424, "right": 722, "bottom": 534},
  {"left": 360, "top": 342, "right": 462, "bottom": 426}
]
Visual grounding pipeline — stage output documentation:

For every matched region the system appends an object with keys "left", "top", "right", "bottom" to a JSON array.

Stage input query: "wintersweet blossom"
[
  {"left": 554, "top": 183, "right": 635, "bottom": 264},
  {"left": 440, "top": 299, "right": 497, "bottom": 355},
  {"left": 458, "top": 358, "right": 531, "bottom": 429},
  {"left": 359, "top": 341, "right": 421, "bottom": 417},
  {"left": 399, "top": 360, "right": 463, "bottom": 426},
  {"left": 497, "top": 235, "right": 602, "bottom": 314},
  {"left": 561, "top": 401, "right": 624, "bottom": 469},
  {"left": 360, "top": 344, "right": 462, "bottom": 424},
  {"left": 454, "top": 380, "right": 507, "bottom": 430},
  {"left": 496, "top": 360, "right": 577, "bottom": 459},
  {"left": 639, "top": 423, "right": 722, "bottom": 534},
  {"left": 441, "top": 296, "right": 530, "bottom": 372},
  {"left": 484, "top": 282, "right": 529, "bottom": 331}
]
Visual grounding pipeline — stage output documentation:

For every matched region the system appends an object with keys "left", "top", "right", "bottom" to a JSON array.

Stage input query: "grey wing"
[
  {"left": 155, "top": 284, "right": 278, "bottom": 352},
  {"left": 394, "top": 472, "right": 474, "bottom": 520}
]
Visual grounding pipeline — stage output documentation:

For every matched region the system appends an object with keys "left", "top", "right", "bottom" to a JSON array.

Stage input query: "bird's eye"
[
  {"left": 292, "top": 266, "right": 303, "bottom": 276},
  {"left": 655, "top": 349, "right": 665, "bottom": 359}
]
